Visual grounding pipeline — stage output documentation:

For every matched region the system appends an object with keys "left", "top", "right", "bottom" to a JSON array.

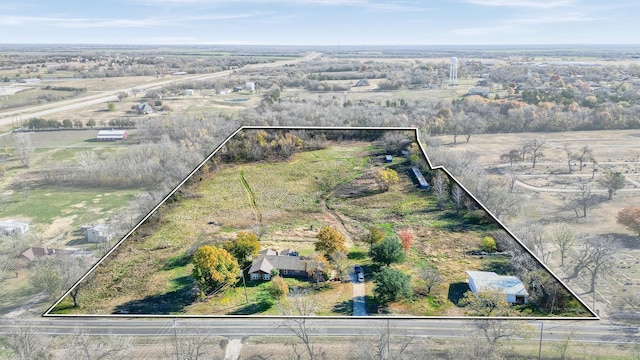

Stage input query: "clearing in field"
[{"left": 46, "top": 127, "right": 594, "bottom": 319}]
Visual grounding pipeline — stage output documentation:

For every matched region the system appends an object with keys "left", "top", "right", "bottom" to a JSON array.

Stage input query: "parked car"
[
  {"left": 358, "top": 272, "right": 364, "bottom": 282},
  {"left": 354, "top": 264, "right": 362, "bottom": 273}
]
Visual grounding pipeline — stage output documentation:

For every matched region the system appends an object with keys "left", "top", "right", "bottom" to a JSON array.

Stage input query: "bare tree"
[
  {"left": 431, "top": 171, "right": 448, "bottom": 210},
  {"left": 500, "top": 149, "right": 520, "bottom": 167},
  {"left": 352, "top": 320, "right": 416, "bottom": 360},
  {"left": 13, "top": 132, "right": 35, "bottom": 168},
  {"left": 576, "top": 145, "right": 593, "bottom": 170},
  {"left": 514, "top": 222, "right": 550, "bottom": 264},
  {"left": 569, "top": 235, "right": 620, "bottom": 293},
  {"left": 562, "top": 181, "right": 595, "bottom": 218},
  {"left": 450, "top": 183, "right": 465, "bottom": 215},
  {"left": 418, "top": 267, "right": 442, "bottom": 294},
  {"left": 564, "top": 145, "right": 577, "bottom": 174},
  {"left": 164, "top": 320, "right": 219, "bottom": 360},
  {"left": 29, "top": 254, "right": 91, "bottom": 306},
  {"left": 278, "top": 289, "right": 324, "bottom": 360},
  {"left": 4, "top": 320, "right": 50, "bottom": 360},
  {"left": 551, "top": 224, "right": 575, "bottom": 267},
  {"left": 58, "top": 327, "right": 134, "bottom": 360},
  {"left": 523, "top": 138, "right": 545, "bottom": 168}
]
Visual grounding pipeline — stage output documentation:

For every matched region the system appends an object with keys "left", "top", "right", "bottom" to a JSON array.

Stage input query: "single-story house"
[
  {"left": 87, "top": 224, "right": 113, "bottom": 243},
  {"left": 135, "top": 103, "right": 154, "bottom": 114},
  {"left": 466, "top": 270, "right": 529, "bottom": 305},
  {"left": 21, "top": 247, "right": 76, "bottom": 262},
  {"left": 0, "top": 220, "right": 29, "bottom": 235},
  {"left": 96, "top": 130, "right": 128, "bottom": 141},
  {"left": 249, "top": 249, "right": 311, "bottom": 281},
  {"left": 184, "top": 89, "right": 194, "bottom": 96}
]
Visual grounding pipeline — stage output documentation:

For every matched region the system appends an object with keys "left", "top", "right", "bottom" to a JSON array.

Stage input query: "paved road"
[
  {"left": 0, "top": 52, "right": 320, "bottom": 127},
  {"left": 0, "top": 317, "right": 637, "bottom": 345}
]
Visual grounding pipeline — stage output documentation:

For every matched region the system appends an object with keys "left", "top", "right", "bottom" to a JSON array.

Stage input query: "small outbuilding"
[
  {"left": 135, "top": 103, "right": 154, "bottom": 114},
  {"left": 97, "top": 130, "right": 128, "bottom": 141},
  {"left": 0, "top": 220, "right": 29, "bottom": 235},
  {"left": 465, "top": 270, "right": 529, "bottom": 305},
  {"left": 87, "top": 224, "right": 113, "bottom": 243},
  {"left": 384, "top": 155, "right": 393, "bottom": 163}
]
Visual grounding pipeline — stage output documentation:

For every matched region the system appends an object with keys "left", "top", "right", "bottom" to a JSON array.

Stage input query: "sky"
[{"left": 0, "top": 0, "right": 638, "bottom": 46}]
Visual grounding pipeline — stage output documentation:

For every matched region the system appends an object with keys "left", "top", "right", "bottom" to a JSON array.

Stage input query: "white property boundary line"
[{"left": 44, "top": 125, "right": 598, "bottom": 320}]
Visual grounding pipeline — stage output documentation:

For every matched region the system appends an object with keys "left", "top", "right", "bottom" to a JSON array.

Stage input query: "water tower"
[{"left": 449, "top": 57, "right": 458, "bottom": 85}]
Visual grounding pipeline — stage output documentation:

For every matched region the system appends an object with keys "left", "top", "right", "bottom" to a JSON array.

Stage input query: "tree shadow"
[
  {"left": 162, "top": 252, "right": 191, "bottom": 270},
  {"left": 332, "top": 299, "right": 353, "bottom": 315},
  {"left": 112, "top": 275, "right": 195, "bottom": 315},
  {"left": 602, "top": 233, "right": 639, "bottom": 250},
  {"left": 227, "top": 300, "right": 274, "bottom": 315},
  {"left": 480, "top": 257, "right": 514, "bottom": 274},
  {"left": 447, "top": 282, "right": 469, "bottom": 306},
  {"left": 348, "top": 249, "right": 368, "bottom": 260}
]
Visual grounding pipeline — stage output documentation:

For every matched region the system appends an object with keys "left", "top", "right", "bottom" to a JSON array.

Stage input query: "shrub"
[{"left": 481, "top": 236, "right": 497, "bottom": 252}]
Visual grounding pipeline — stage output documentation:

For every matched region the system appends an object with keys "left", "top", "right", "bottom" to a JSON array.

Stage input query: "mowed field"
[
  {"left": 0, "top": 129, "right": 142, "bottom": 315},
  {"left": 432, "top": 129, "right": 640, "bottom": 312},
  {"left": 53, "top": 137, "right": 585, "bottom": 317}
]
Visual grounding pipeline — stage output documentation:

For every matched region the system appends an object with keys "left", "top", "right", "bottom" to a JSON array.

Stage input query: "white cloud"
[
  {"left": 0, "top": 12, "right": 261, "bottom": 28},
  {"left": 462, "top": 0, "right": 575, "bottom": 8},
  {"left": 512, "top": 13, "right": 596, "bottom": 24}
]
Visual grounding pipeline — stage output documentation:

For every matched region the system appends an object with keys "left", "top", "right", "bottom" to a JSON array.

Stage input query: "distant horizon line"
[{"left": 1, "top": 43, "right": 639, "bottom": 49}]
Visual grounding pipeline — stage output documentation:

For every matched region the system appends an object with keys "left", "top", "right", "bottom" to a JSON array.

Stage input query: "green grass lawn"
[{"left": 50, "top": 135, "right": 587, "bottom": 318}]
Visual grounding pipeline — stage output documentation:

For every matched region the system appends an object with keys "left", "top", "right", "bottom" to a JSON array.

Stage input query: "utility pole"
[
  {"left": 538, "top": 321, "right": 544, "bottom": 360},
  {"left": 242, "top": 265, "right": 249, "bottom": 304}
]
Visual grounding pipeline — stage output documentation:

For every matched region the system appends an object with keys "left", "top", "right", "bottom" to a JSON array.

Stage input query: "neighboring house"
[
  {"left": 135, "top": 103, "right": 154, "bottom": 114},
  {"left": 248, "top": 249, "right": 310, "bottom": 281},
  {"left": 354, "top": 79, "right": 370, "bottom": 87},
  {"left": 467, "top": 88, "right": 489, "bottom": 97},
  {"left": 96, "top": 130, "right": 128, "bottom": 141},
  {"left": 0, "top": 220, "right": 29, "bottom": 235},
  {"left": 87, "top": 224, "right": 113, "bottom": 243},
  {"left": 465, "top": 270, "right": 529, "bottom": 305},
  {"left": 21, "top": 247, "right": 76, "bottom": 261},
  {"left": 184, "top": 89, "right": 194, "bottom": 96}
]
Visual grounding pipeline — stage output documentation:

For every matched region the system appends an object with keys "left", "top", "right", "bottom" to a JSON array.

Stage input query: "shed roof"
[{"left": 466, "top": 270, "right": 529, "bottom": 296}]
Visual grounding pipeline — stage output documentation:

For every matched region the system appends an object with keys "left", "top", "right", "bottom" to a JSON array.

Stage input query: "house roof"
[
  {"left": 249, "top": 256, "right": 274, "bottom": 275},
  {"left": 97, "top": 130, "right": 127, "bottom": 138},
  {"left": 21, "top": 247, "right": 76, "bottom": 261},
  {"left": 466, "top": 270, "right": 529, "bottom": 296},
  {"left": 249, "top": 254, "right": 308, "bottom": 274}
]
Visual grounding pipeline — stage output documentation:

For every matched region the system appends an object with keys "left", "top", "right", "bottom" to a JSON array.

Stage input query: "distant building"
[
  {"left": 18, "top": 78, "right": 41, "bottom": 84},
  {"left": 135, "top": 103, "right": 154, "bottom": 114},
  {"left": 467, "top": 88, "right": 489, "bottom": 97},
  {"left": 87, "top": 224, "right": 114, "bottom": 243},
  {"left": 384, "top": 155, "right": 393, "bottom": 163},
  {"left": 466, "top": 270, "right": 529, "bottom": 304},
  {"left": 184, "top": 89, "right": 194, "bottom": 96},
  {"left": 245, "top": 82, "right": 255, "bottom": 92},
  {"left": 21, "top": 247, "right": 76, "bottom": 262},
  {"left": 97, "top": 130, "right": 128, "bottom": 141},
  {"left": 354, "top": 79, "right": 370, "bottom": 87},
  {"left": 0, "top": 220, "right": 29, "bottom": 235},
  {"left": 171, "top": 71, "right": 187, "bottom": 76}
]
